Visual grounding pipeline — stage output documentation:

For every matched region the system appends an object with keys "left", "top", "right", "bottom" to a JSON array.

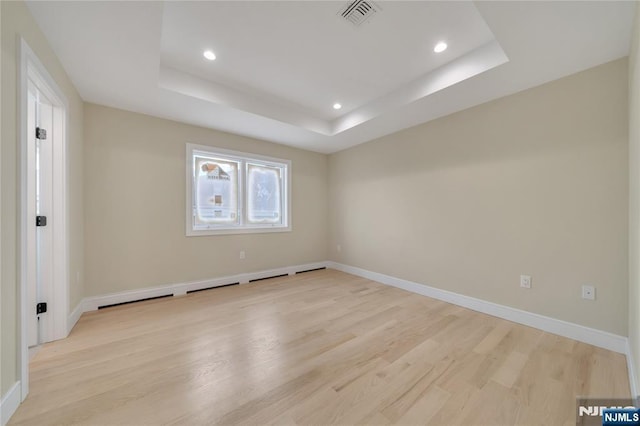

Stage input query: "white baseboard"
[
  {"left": 82, "top": 261, "right": 329, "bottom": 312},
  {"left": 0, "top": 382, "right": 21, "bottom": 426},
  {"left": 627, "top": 341, "right": 639, "bottom": 403},
  {"left": 61, "top": 260, "right": 639, "bottom": 401},
  {"left": 67, "top": 300, "right": 84, "bottom": 334},
  {"left": 328, "top": 262, "right": 628, "bottom": 354}
]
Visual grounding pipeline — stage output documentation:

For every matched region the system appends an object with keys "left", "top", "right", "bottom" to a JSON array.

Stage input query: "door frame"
[{"left": 18, "top": 38, "right": 69, "bottom": 401}]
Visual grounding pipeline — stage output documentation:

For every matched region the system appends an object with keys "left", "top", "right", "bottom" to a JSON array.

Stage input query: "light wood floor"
[{"left": 10, "top": 269, "right": 630, "bottom": 425}]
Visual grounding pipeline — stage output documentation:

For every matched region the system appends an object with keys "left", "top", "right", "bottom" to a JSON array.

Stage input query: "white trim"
[
  {"left": 82, "top": 262, "right": 329, "bottom": 312},
  {"left": 18, "top": 35, "right": 30, "bottom": 403},
  {"left": 19, "top": 38, "right": 70, "bottom": 401},
  {"left": 627, "top": 341, "right": 639, "bottom": 402},
  {"left": 76, "top": 261, "right": 629, "bottom": 353},
  {"left": 0, "top": 382, "right": 21, "bottom": 426},
  {"left": 26, "top": 261, "right": 640, "bottom": 403},
  {"left": 185, "top": 143, "right": 292, "bottom": 237},
  {"left": 327, "top": 262, "right": 628, "bottom": 354},
  {"left": 50, "top": 99, "right": 69, "bottom": 342},
  {"left": 67, "top": 301, "right": 84, "bottom": 335}
]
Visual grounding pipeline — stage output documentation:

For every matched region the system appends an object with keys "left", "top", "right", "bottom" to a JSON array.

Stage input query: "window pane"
[
  {"left": 187, "top": 144, "right": 290, "bottom": 235},
  {"left": 247, "top": 163, "right": 282, "bottom": 224},
  {"left": 194, "top": 156, "right": 239, "bottom": 226}
]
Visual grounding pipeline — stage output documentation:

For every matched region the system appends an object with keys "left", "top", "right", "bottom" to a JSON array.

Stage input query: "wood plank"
[{"left": 8, "top": 269, "right": 630, "bottom": 425}]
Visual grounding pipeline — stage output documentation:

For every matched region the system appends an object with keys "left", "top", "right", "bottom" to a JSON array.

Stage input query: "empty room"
[{"left": 1, "top": 1, "right": 639, "bottom": 425}]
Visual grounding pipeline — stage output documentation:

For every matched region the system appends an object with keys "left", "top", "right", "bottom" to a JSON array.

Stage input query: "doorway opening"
[{"left": 19, "top": 39, "right": 69, "bottom": 401}]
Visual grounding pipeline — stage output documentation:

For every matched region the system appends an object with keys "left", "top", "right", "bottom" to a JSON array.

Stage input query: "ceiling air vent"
[{"left": 338, "top": 0, "right": 381, "bottom": 27}]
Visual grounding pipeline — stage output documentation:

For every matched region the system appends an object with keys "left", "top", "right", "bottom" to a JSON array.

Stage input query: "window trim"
[{"left": 186, "top": 143, "right": 292, "bottom": 236}]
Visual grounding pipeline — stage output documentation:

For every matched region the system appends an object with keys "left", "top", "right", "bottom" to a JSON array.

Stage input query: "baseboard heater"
[
  {"left": 250, "top": 267, "right": 327, "bottom": 283},
  {"left": 186, "top": 282, "right": 240, "bottom": 294},
  {"left": 296, "top": 267, "right": 326, "bottom": 274},
  {"left": 98, "top": 268, "right": 327, "bottom": 309},
  {"left": 249, "top": 273, "right": 289, "bottom": 283},
  {"left": 98, "top": 294, "right": 173, "bottom": 309}
]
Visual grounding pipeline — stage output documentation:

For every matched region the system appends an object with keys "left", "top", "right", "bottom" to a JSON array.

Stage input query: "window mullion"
[
  {"left": 187, "top": 143, "right": 290, "bottom": 235},
  {"left": 239, "top": 160, "right": 246, "bottom": 227}
]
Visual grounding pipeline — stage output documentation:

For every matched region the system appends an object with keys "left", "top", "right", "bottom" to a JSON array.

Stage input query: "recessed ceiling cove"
[
  {"left": 26, "top": 1, "right": 635, "bottom": 153},
  {"left": 158, "top": 1, "right": 506, "bottom": 135}
]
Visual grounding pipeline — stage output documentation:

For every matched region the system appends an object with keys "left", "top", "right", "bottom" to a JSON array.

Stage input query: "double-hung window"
[{"left": 186, "top": 143, "right": 291, "bottom": 235}]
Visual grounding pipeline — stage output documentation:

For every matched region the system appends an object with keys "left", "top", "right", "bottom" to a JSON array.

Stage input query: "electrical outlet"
[
  {"left": 239, "top": 250, "right": 245, "bottom": 259},
  {"left": 520, "top": 275, "right": 531, "bottom": 288},
  {"left": 582, "top": 285, "right": 595, "bottom": 300}
]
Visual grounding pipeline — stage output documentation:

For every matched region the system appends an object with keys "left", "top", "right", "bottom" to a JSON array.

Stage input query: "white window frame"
[{"left": 186, "top": 143, "right": 291, "bottom": 236}]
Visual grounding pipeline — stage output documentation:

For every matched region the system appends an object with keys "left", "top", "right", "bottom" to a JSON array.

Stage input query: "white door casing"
[
  {"left": 19, "top": 38, "right": 69, "bottom": 401},
  {"left": 26, "top": 82, "right": 37, "bottom": 348},
  {"left": 26, "top": 82, "right": 55, "bottom": 347},
  {"left": 37, "top": 97, "right": 55, "bottom": 345}
]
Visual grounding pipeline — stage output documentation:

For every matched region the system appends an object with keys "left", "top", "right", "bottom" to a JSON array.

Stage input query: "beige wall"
[
  {"left": 83, "top": 104, "right": 327, "bottom": 297},
  {"left": 0, "top": 0, "right": 633, "bottom": 408},
  {"left": 329, "top": 58, "right": 629, "bottom": 336},
  {"left": 629, "top": 4, "right": 640, "bottom": 400},
  {"left": 1, "top": 1, "right": 84, "bottom": 396}
]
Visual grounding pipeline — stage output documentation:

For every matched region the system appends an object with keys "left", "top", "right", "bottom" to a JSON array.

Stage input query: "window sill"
[{"left": 186, "top": 225, "right": 292, "bottom": 237}]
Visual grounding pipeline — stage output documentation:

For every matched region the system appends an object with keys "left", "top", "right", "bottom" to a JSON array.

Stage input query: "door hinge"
[
  {"left": 36, "top": 127, "right": 47, "bottom": 140},
  {"left": 36, "top": 302, "right": 47, "bottom": 315},
  {"left": 36, "top": 216, "right": 47, "bottom": 227}
]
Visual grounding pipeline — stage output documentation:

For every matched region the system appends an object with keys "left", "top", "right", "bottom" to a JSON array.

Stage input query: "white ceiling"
[
  {"left": 161, "top": 1, "right": 495, "bottom": 120},
  {"left": 27, "top": 1, "right": 635, "bottom": 154}
]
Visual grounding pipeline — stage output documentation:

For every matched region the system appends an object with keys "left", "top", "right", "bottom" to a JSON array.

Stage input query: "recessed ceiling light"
[
  {"left": 333, "top": 103, "right": 342, "bottom": 110},
  {"left": 434, "top": 42, "right": 447, "bottom": 53},
  {"left": 203, "top": 50, "right": 216, "bottom": 61}
]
